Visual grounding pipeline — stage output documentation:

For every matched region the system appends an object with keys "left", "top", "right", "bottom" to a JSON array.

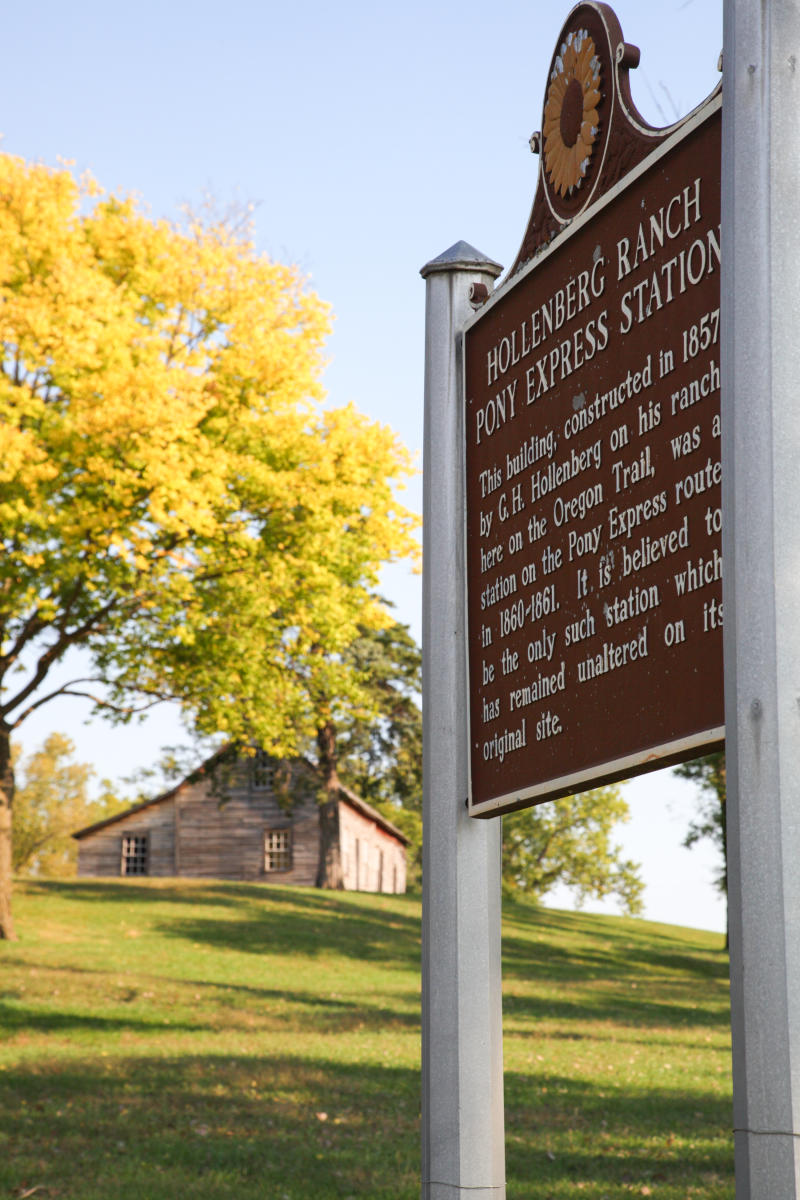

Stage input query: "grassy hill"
[{"left": 0, "top": 880, "right": 732, "bottom": 1199}]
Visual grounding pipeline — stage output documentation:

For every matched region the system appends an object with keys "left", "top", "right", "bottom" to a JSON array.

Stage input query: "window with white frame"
[
  {"left": 264, "top": 828, "right": 292, "bottom": 872},
  {"left": 121, "top": 833, "right": 149, "bottom": 876}
]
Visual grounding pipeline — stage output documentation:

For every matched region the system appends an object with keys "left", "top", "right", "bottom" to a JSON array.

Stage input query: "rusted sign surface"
[{"left": 464, "top": 58, "right": 722, "bottom": 815}]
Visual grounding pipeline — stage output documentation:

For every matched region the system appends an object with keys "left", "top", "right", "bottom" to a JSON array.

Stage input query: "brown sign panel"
[{"left": 464, "top": 100, "right": 723, "bottom": 816}]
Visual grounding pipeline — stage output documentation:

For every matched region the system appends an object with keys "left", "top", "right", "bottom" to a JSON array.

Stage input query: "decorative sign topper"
[{"left": 464, "top": 3, "right": 723, "bottom": 816}]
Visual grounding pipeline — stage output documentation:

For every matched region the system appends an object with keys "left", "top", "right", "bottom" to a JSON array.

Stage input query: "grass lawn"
[{"left": 0, "top": 880, "right": 732, "bottom": 1198}]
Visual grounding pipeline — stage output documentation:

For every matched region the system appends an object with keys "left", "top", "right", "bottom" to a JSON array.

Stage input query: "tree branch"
[
  {"left": 0, "top": 596, "right": 121, "bottom": 721},
  {"left": 10, "top": 678, "right": 174, "bottom": 728},
  {"left": 0, "top": 575, "right": 91, "bottom": 676},
  {"left": 0, "top": 608, "right": 48, "bottom": 674},
  {"left": 533, "top": 816, "right": 573, "bottom": 868}
]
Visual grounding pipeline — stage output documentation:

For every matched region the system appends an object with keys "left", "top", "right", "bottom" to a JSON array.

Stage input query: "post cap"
[{"left": 420, "top": 240, "right": 503, "bottom": 280}]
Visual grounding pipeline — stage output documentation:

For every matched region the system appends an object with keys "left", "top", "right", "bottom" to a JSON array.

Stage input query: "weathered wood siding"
[
  {"left": 77, "top": 761, "right": 320, "bottom": 885},
  {"left": 76, "top": 756, "right": 406, "bottom": 891},
  {"left": 77, "top": 797, "right": 176, "bottom": 878},
  {"left": 172, "top": 763, "right": 320, "bottom": 885},
  {"left": 340, "top": 803, "right": 407, "bottom": 894}
]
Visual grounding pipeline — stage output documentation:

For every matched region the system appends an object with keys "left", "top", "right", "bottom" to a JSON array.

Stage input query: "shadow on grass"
[
  {"left": 0, "top": 1054, "right": 733, "bottom": 1200},
  {"left": 504, "top": 1067, "right": 733, "bottom": 1197},
  {"left": 19, "top": 879, "right": 422, "bottom": 966},
  {"left": 0, "top": 1053, "right": 421, "bottom": 1200},
  {"left": 18, "top": 878, "right": 250, "bottom": 906},
  {"left": 0, "top": 963, "right": 420, "bottom": 1037},
  {"left": 22, "top": 878, "right": 418, "bottom": 918},
  {"left": 502, "top": 901, "right": 728, "bottom": 979},
  {"left": 153, "top": 909, "right": 420, "bottom": 968},
  {"left": 22, "top": 883, "right": 724, "bottom": 989},
  {"left": 147, "top": 885, "right": 422, "bottom": 968},
  {"left": 502, "top": 987, "right": 730, "bottom": 1032},
  {"left": 0, "top": 999, "right": 200, "bottom": 1038},
  {"left": 15, "top": 882, "right": 730, "bottom": 1038}
]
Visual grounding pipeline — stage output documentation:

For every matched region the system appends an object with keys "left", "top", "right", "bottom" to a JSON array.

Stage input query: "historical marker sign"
[{"left": 464, "top": 7, "right": 722, "bottom": 816}]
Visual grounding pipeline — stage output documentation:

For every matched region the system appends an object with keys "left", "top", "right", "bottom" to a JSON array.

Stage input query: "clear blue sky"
[{"left": 3, "top": 0, "right": 725, "bottom": 931}]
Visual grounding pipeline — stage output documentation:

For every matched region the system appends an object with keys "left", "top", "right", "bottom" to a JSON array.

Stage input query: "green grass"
[{"left": 0, "top": 880, "right": 733, "bottom": 1199}]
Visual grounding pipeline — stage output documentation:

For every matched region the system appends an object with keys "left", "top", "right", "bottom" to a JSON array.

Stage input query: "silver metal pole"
[
  {"left": 420, "top": 242, "right": 505, "bottom": 1199},
  {"left": 722, "top": 1, "right": 800, "bottom": 1195}
]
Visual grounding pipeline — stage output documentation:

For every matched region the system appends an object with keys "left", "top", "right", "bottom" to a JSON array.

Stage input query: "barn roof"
[
  {"left": 71, "top": 745, "right": 230, "bottom": 841},
  {"left": 72, "top": 749, "right": 409, "bottom": 847}
]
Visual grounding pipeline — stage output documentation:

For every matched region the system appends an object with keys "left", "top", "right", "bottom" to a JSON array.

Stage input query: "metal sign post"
[
  {"left": 421, "top": 2, "right": 800, "bottom": 1195},
  {"left": 722, "top": 1, "right": 800, "bottom": 1195},
  {"left": 421, "top": 242, "right": 506, "bottom": 1199}
]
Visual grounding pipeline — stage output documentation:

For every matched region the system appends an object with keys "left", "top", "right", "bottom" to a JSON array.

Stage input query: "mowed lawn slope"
[{"left": 1, "top": 880, "right": 732, "bottom": 1199}]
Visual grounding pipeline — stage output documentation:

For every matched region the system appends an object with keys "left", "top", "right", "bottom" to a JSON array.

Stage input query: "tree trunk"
[
  {"left": 0, "top": 723, "right": 16, "bottom": 940},
  {"left": 315, "top": 720, "right": 344, "bottom": 889}
]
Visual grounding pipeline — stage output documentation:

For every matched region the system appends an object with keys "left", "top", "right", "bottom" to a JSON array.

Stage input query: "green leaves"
[
  {"left": 11, "top": 733, "right": 125, "bottom": 876},
  {"left": 502, "top": 787, "right": 644, "bottom": 915},
  {"left": 674, "top": 752, "right": 727, "bottom": 895}
]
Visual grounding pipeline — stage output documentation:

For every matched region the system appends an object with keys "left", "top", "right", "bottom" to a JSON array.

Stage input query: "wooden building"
[{"left": 72, "top": 750, "right": 408, "bottom": 893}]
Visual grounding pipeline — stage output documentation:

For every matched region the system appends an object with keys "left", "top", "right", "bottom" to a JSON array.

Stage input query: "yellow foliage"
[{"left": 0, "top": 153, "right": 419, "bottom": 755}]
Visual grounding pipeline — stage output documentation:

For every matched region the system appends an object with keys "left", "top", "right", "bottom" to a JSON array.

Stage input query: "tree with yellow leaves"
[
  {"left": 0, "top": 155, "right": 418, "bottom": 938},
  {"left": 11, "top": 733, "right": 125, "bottom": 877}
]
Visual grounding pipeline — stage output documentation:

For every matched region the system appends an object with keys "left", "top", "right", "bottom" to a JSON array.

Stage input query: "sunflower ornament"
[{"left": 543, "top": 29, "right": 602, "bottom": 197}]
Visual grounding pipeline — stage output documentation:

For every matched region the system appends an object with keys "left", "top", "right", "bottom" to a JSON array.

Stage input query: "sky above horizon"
[{"left": 3, "top": 0, "right": 725, "bottom": 932}]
